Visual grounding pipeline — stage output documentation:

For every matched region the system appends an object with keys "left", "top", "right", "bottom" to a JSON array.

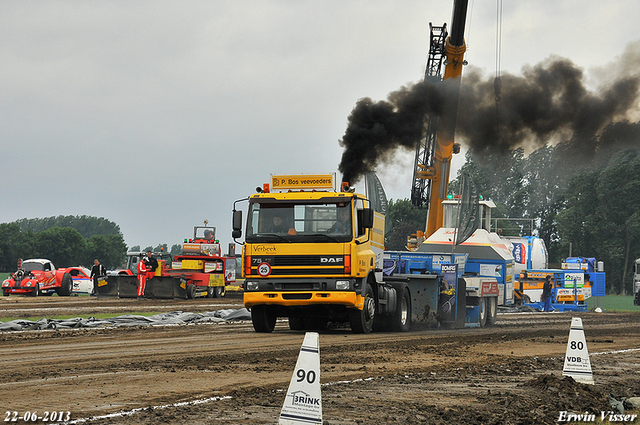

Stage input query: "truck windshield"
[{"left": 246, "top": 201, "right": 353, "bottom": 243}]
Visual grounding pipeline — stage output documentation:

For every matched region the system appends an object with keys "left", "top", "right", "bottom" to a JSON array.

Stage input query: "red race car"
[{"left": 2, "top": 259, "right": 73, "bottom": 297}]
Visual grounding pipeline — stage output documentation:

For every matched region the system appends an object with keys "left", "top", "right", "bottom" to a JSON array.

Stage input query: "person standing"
[
  {"left": 90, "top": 259, "right": 106, "bottom": 297},
  {"left": 542, "top": 275, "right": 553, "bottom": 312},
  {"left": 145, "top": 251, "right": 159, "bottom": 278},
  {"left": 137, "top": 257, "right": 148, "bottom": 300}
]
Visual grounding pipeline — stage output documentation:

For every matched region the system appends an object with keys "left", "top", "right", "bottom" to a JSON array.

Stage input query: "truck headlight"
[
  {"left": 336, "top": 280, "right": 350, "bottom": 290},
  {"left": 245, "top": 281, "right": 259, "bottom": 291}
]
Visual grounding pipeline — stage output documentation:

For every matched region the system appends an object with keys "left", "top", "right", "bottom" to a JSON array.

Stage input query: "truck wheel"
[
  {"left": 29, "top": 286, "right": 39, "bottom": 297},
  {"left": 2, "top": 290, "right": 8, "bottom": 297},
  {"left": 478, "top": 297, "right": 487, "bottom": 327},
  {"left": 55, "top": 273, "right": 73, "bottom": 296},
  {"left": 207, "top": 287, "right": 214, "bottom": 298},
  {"left": 288, "top": 317, "right": 305, "bottom": 331},
  {"left": 349, "top": 283, "right": 375, "bottom": 334},
  {"left": 187, "top": 284, "right": 196, "bottom": 299},
  {"left": 251, "top": 305, "right": 276, "bottom": 333},
  {"left": 214, "top": 286, "right": 225, "bottom": 298},
  {"left": 391, "top": 286, "right": 411, "bottom": 332},
  {"left": 486, "top": 297, "right": 497, "bottom": 326}
]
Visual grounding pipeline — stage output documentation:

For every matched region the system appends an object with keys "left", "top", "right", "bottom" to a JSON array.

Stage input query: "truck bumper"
[{"left": 244, "top": 291, "right": 360, "bottom": 309}]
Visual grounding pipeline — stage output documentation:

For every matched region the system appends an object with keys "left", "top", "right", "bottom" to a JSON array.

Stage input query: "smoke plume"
[{"left": 338, "top": 42, "right": 640, "bottom": 185}]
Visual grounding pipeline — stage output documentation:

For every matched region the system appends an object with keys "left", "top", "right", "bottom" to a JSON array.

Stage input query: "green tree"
[
  {"left": 35, "top": 227, "right": 87, "bottom": 267},
  {"left": 15, "top": 215, "right": 122, "bottom": 238},
  {"left": 0, "top": 223, "right": 37, "bottom": 271},
  {"left": 85, "top": 234, "right": 128, "bottom": 270},
  {"left": 170, "top": 244, "right": 182, "bottom": 257},
  {"left": 556, "top": 150, "right": 640, "bottom": 294},
  {"left": 384, "top": 199, "right": 428, "bottom": 250}
]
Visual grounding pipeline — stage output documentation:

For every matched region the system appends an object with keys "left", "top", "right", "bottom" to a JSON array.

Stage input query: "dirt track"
[{"left": 1, "top": 296, "right": 639, "bottom": 424}]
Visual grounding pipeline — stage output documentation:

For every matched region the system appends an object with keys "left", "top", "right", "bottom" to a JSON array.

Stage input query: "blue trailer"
[{"left": 383, "top": 247, "right": 507, "bottom": 328}]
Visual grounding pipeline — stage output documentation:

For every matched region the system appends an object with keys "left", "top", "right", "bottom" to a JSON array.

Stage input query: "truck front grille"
[{"left": 249, "top": 254, "right": 345, "bottom": 277}]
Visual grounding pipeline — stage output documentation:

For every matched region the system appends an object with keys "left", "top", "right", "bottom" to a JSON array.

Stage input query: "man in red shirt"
[{"left": 137, "top": 257, "right": 148, "bottom": 300}]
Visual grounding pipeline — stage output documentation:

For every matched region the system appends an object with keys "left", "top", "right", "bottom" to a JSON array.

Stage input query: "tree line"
[
  {"left": 384, "top": 121, "right": 640, "bottom": 295},
  {"left": 0, "top": 216, "right": 127, "bottom": 271}
]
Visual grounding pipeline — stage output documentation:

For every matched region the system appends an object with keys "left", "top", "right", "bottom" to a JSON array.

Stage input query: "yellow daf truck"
[{"left": 232, "top": 174, "right": 408, "bottom": 334}]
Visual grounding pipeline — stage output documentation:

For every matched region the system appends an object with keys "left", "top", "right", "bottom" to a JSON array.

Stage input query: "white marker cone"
[
  {"left": 279, "top": 332, "right": 322, "bottom": 425},
  {"left": 562, "top": 317, "right": 594, "bottom": 384}
]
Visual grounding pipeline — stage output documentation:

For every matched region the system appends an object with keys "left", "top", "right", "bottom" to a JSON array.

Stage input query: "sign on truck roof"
[{"left": 271, "top": 174, "right": 335, "bottom": 191}]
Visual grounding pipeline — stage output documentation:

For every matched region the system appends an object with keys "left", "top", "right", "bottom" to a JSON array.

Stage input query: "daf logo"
[{"left": 320, "top": 257, "right": 343, "bottom": 263}]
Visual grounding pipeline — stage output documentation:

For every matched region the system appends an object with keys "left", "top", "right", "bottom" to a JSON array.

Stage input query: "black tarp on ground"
[{"left": 0, "top": 309, "right": 251, "bottom": 331}]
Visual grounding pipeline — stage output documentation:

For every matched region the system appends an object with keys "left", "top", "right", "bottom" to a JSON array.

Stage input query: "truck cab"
[{"left": 233, "top": 174, "right": 386, "bottom": 333}]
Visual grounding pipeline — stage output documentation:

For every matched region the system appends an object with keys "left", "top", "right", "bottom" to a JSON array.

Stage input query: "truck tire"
[
  {"left": 251, "top": 305, "right": 276, "bottom": 333},
  {"left": 486, "top": 297, "right": 497, "bottom": 326},
  {"left": 55, "top": 273, "right": 73, "bottom": 296},
  {"left": 29, "top": 286, "right": 39, "bottom": 297},
  {"left": 478, "top": 297, "right": 487, "bottom": 327},
  {"left": 349, "top": 283, "right": 375, "bottom": 334},
  {"left": 391, "top": 286, "right": 411, "bottom": 332},
  {"left": 2, "top": 290, "right": 8, "bottom": 297},
  {"left": 288, "top": 317, "right": 305, "bottom": 331}
]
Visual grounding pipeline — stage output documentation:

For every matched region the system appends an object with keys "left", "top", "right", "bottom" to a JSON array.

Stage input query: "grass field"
[{"left": 587, "top": 294, "right": 638, "bottom": 312}]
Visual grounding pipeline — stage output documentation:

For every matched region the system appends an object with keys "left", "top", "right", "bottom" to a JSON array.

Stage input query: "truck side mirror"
[
  {"left": 232, "top": 210, "right": 243, "bottom": 239},
  {"left": 359, "top": 208, "right": 374, "bottom": 229}
]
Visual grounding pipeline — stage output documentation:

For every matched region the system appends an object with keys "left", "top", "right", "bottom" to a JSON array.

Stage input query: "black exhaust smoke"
[{"left": 338, "top": 42, "right": 640, "bottom": 185}]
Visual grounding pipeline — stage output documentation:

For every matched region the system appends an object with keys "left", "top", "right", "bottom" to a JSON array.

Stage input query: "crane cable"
[{"left": 494, "top": 0, "right": 503, "bottom": 136}]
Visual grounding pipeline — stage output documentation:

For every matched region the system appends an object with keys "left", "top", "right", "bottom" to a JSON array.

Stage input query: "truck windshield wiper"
[{"left": 252, "top": 233, "right": 292, "bottom": 243}]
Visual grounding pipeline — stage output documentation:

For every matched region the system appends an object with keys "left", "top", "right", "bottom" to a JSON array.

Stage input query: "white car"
[{"left": 63, "top": 266, "right": 94, "bottom": 294}]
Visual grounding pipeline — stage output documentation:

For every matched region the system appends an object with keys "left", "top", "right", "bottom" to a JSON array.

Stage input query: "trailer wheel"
[
  {"left": 214, "top": 286, "right": 225, "bottom": 298},
  {"left": 288, "top": 317, "right": 305, "bottom": 331},
  {"left": 479, "top": 297, "right": 487, "bottom": 327},
  {"left": 187, "top": 284, "right": 196, "bottom": 299},
  {"left": 349, "top": 283, "right": 375, "bottom": 334},
  {"left": 55, "top": 273, "right": 73, "bottom": 296},
  {"left": 391, "top": 286, "right": 411, "bottom": 332},
  {"left": 251, "top": 305, "right": 276, "bottom": 333},
  {"left": 486, "top": 297, "right": 497, "bottom": 326}
]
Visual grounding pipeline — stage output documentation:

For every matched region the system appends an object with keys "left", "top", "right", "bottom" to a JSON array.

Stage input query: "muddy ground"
[{"left": 1, "top": 295, "right": 639, "bottom": 424}]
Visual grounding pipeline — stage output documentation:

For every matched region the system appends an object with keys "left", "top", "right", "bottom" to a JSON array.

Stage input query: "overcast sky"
[{"left": 2, "top": 0, "right": 639, "bottom": 252}]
